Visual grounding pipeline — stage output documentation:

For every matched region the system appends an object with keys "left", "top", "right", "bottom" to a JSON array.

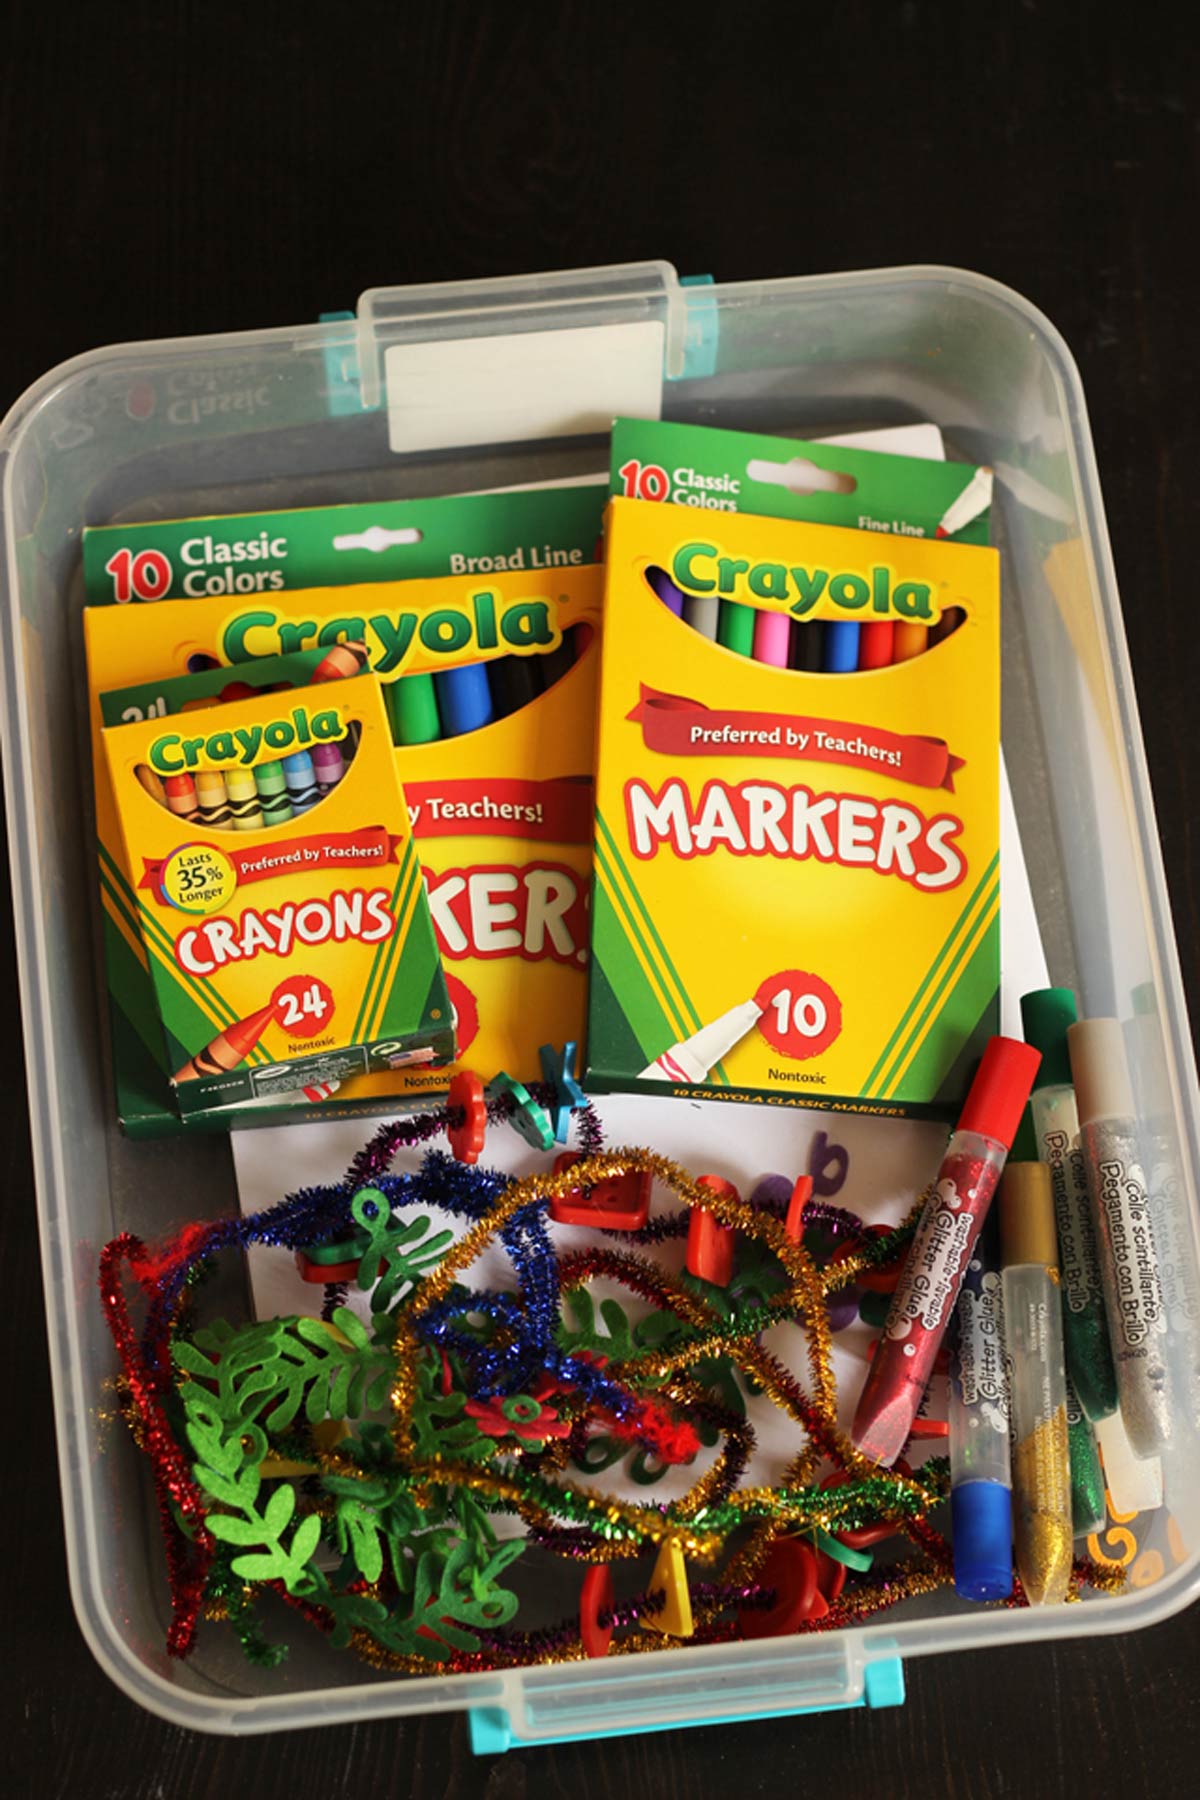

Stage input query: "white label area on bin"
[{"left": 384, "top": 321, "right": 664, "bottom": 453}]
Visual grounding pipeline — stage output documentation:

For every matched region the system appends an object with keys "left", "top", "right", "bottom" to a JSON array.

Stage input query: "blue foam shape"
[{"left": 539, "top": 1041, "right": 586, "bottom": 1143}]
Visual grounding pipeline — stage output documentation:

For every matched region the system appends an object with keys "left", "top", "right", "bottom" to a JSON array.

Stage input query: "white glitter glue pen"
[{"left": 1067, "top": 1017, "right": 1173, "bottom": 1459}]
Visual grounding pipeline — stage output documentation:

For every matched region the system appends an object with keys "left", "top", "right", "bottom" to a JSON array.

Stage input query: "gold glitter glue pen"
[
  {"left": 1068, "top": 1018, "right": 1173, "bottom": 1460},
  {"left": 1000, "top": 1148, "right": 1073, "bottom": 1605}
]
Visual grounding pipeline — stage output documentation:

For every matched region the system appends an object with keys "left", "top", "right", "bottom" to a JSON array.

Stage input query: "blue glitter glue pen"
[{"left": 949, "top": 1211, "right": 1013, "bottom": 1600}]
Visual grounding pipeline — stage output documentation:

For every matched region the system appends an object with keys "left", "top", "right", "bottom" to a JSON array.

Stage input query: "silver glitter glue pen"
[{"left": 1067, "top": 1017, "right": 1173, "bottom": 1459}]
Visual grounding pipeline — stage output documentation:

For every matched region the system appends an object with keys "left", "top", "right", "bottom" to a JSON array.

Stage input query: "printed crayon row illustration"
[
  {"left": 385, "top": 624, "right": 581, "bottom": 743},
  {"left": 186, "top": 627, "right": 584, "bottom": 753},
  {"left": 138, "top": 626, "right": 587, "bottom": 832},
  {"left": 646, "top": 567, "right": 965, "bottom": 671},
  {"left": 135, "top": 732, "right": 351, "bottom": 832}
]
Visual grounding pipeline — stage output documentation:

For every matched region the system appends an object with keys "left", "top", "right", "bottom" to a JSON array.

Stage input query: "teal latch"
[
  {"left": 676, "top": 273, "right": 719, "bottom": 381},
  {"left": 319, "top": 311, "right": 379, "bottom": 415},
  {"left": 468, "top": 1654, "right": 905, "bottom": 1754}
]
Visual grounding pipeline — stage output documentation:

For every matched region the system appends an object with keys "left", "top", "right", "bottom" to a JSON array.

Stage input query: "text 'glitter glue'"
[
  {"left": 1068, "top": 1018, "right": 1173, "bottom": 1460},
  {"left": 1001, "top": 1151, "right": 1073, "bottom": 1606},
  {"left": 851, "top": 1036, "right": 1042, "bottom": 1467}
]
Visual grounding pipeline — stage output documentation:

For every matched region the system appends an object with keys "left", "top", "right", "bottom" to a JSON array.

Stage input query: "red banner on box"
[
  {"left": 627, "top": 685, "right": 964, "bottom": 791},
  {"left": 405, "top": 777, "right": 594, "bottom": 843},
  {"left": 141, "top": 825, "right": 400, "bottom": 898}
]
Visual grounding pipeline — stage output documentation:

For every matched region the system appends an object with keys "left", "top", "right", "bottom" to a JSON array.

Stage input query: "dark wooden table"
[{"left": 3, "top": 4, "right": 1198, "bottom": 1795}]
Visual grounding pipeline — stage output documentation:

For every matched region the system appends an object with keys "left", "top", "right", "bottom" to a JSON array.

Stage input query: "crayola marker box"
[
  {"left": 608, "top": 416, "right": 992, "bottom": 542},
  {"left": 101, "top": 674, "right": 454, "bottom": 1113},
  {"left": 81, "top": 482, "right": 605, "bottom": 603},
  {"left": 87, "top": 562, "right": 602, "bottom": 1108},
  {"left": 587, "top": 498, "right": 1001, "bottom": 1117}
]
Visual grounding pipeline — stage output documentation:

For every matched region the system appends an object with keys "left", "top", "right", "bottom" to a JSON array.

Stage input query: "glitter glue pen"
[
  {"left": 1021, "top": 988, "right": 1118, "bottom": 1424},
  {"left": 1125, "top": 988, "right": 1200, "bottom": 1541},
  {"left": 1000, "top": 1152, "right": 1073, "bottom": 1605},
  {"left": 1125, "top": 986, "right": 1200, "bottom": 1438},
  {"left": 851, "top": 1036, "right": 1041, "bottom": 1466},
  {"left": 637, "top": 999, "right": 762, "bottom": 1084},
  {"left": 1067, "top": 1018, "right": 1173, "bottom": 1459},
  {"left": 1066, "top": 1375, "right": 1107, "bottom": 1537},
  {"left": 948, "top": 1215, "right": 1013, "bottom": 1600}
]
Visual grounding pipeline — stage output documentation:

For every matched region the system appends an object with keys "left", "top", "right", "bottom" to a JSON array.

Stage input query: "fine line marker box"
[
  {"left": 587, "top": 497, "right": 1001, "bottom": 1116},
  {"left": 609, "top": 416, "right": 992, "bottom": 543},
  {"left": 101, "top": 672, "right": 453, "bottom": 1113}
]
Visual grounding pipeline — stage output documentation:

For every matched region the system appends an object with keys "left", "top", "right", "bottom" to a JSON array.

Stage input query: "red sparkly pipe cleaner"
[{"left": 99, "top": 1235, "right": 214, "bottom": 1655}]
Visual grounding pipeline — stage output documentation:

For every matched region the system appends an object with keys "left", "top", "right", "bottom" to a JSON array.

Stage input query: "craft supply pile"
[{"left": 92, "top": 415, "right": 1193, "bottom": 1676}]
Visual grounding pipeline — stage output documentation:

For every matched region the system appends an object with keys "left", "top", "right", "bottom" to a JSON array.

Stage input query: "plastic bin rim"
[
  {"left": 0, "top": 261, "right": 1090, "bottom": 458},
  {"left": 61, "top": 1513, "right": 1200, "bottom": 1737},
  {"left": 3, "top": 256, "right": 1199, "bottom": 1731}
]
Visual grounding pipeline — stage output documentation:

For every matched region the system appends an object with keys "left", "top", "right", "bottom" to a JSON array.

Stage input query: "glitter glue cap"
[
  {"left": 951, "top": 1481, "right": 1014, "bottom": 1602},
  {"left": 1095, "top": 1413, "right": 1163, "bottom": 1515},
  {"left": 1067, "top": 1018, "right": 1135, "bottom": 1125},
  {"left": 957, "top": 1036, "right": 1043, "bottom": 1149},
  {"left": 1020, "top": 987, "right": 1078, "bottom": 1089},
  {"left": 999, "top": 1161, "right": 1058, "bottom": 1269}
]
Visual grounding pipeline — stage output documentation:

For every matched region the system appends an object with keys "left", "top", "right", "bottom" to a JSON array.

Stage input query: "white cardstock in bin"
[{"left": 232, "top": 761, "right": 1045, "bottom": 1510}]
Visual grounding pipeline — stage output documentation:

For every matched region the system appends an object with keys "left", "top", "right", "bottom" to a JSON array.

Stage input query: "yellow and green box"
[
  {"left": 586, "top": 498, "right": 1001, "bottom": 1117},
  {"left": 87, "top": 564, "right": 601, "bottom": 1118},
  {"left": 101, "top": 675, "right": 453, "bottom": 1114}
]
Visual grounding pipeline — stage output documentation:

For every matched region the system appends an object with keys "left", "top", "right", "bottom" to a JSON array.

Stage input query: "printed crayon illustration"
[{"left": 175, "top": 1004, "right": 274, "bottom": 1082}]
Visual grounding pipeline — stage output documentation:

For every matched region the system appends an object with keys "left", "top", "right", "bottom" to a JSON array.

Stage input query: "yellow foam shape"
[{"left": 644, "top": 1539, "right": 693, "bottom": 1637}]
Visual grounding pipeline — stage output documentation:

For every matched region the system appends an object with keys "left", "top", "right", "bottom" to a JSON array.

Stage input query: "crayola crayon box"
[
  {"left": 87, "top": 562, "right": 603, "bottom": 1112},
  {"left": 586, "top": 498, "right": 1001, "bottom": 1117},
  {"left": 100, "top": 673, "right": 454, "bottom": 1114}
]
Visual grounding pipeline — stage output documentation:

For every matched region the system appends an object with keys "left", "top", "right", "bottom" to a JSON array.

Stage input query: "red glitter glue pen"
[{"left": 850, "top": 1036, "right": 1042, "bottom": 1467}]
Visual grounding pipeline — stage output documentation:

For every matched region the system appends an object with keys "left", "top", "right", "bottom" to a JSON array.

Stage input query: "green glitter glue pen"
[
  {"left": 1066, "top": 1374, "right": 1106, "bottom": 1536},
  {"left": 1021, "top": 988, "right": 1118, "bottom": 1423}
]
